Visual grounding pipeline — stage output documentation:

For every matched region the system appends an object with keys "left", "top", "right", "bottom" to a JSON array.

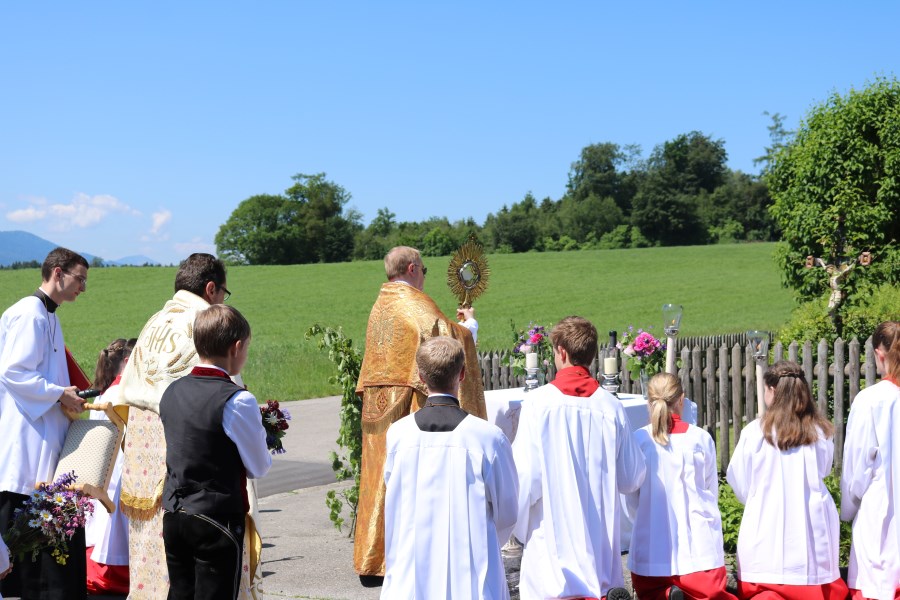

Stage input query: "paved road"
[{"left": 257, "top": 396, "right": 343, "bottom": 498}]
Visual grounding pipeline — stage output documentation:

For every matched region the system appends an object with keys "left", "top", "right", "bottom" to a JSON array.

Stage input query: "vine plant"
[{"left": 306, "top": 324, "right": 363, "bottom": 535}]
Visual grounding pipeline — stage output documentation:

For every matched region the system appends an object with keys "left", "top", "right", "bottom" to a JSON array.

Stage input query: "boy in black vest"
[{"left": 159, "top": 304, "right": 272, "bottom": 600}]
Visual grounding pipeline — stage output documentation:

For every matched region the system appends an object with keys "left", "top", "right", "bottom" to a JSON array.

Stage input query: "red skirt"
[
  {"left": 85, "top": 547, "right": 130, "bottom": 595},
  {"left": 736, "top": 578, "right": 849, "bottom": 600},
  {"left": 632, "top": 567, "right": 738, "bottom": 600}
]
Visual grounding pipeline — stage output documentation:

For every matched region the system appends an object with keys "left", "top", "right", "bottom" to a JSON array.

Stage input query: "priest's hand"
[
  {"left": 457, "top": 306, "right": 475, "bottom": 322},
  {"left": 58, "top": 386, "right": 86, "bottom": 413},
  {"left": 0, "top": 564, "right": 10, "bottom": 580}
]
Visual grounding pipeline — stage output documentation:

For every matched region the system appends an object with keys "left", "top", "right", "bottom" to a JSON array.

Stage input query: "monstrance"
[{"left": 447, "top": 234, "right": 490, "bottom": 308}]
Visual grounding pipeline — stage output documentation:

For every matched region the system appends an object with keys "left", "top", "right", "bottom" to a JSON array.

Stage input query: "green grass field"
[{"left": 0, "top": 243, "right": 796, "bottom": 400}]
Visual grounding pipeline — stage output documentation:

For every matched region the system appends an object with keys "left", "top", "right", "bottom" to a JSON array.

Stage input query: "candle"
[
  {"left": 603, "top": 357, "right": 617, "bottom": 375},
  {"left": 525, "top": 352, "right": 538, "bottom": 370}
]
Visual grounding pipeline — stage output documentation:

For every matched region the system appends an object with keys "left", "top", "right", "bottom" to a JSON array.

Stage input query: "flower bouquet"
[
  {"left": 261, "top": 400, "right": 291, "bottom": 454},
  {"left": 2, "top": 471, "right": 94, "bottom": 565},
  {"left": 618, "top": 326, "right": 666, "bottom": 381},
  {"left": 508, "top": 321, "right": 553, "bottom": 377}
]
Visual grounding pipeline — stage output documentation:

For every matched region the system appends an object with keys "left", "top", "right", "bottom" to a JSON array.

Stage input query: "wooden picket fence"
[{"left": 478, "top": 334, "right": 879, "bottom": 475}]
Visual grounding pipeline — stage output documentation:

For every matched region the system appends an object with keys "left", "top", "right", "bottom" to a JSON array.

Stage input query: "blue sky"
[{"left": 1, "top": 2, "right": 897, "bottom": 265}]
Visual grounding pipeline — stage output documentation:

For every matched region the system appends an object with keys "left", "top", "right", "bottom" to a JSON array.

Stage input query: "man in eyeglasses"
[
  {"left": 354, "top": 246, "right": 486, "bottom": 583},
  {"left": 117, "top": 253, "right": 261, "bottom": 599},
  {"left": 0, "top": 247, "right": 90, "bottom": 600}
]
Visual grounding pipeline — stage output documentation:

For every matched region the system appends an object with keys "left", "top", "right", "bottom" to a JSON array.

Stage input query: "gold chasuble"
[{"left": 354, "top": 281, "right": 486, "bottom": 576}]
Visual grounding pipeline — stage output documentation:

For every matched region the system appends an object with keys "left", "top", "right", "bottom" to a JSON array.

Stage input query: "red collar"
[
  {"left": 669, "top": 412, "right": 689, "bottom": 434},
  {"left": 191, "top": 366, "right": 231, "bottom": 379},
  {"left": 551, "top": 366, "right": 599, "bottom": 397}
]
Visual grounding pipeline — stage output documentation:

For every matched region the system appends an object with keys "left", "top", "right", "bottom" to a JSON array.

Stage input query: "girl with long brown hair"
[
  {"left": 726, "top": 361, "right": 847, "bottom": 600},
  {"left": 85, "top": 337, "right": 135, "bottom": 595},
  {"left": 627, "top": 373, "right": 736, "bottom": 600},
  {"left": 841, "top": 321, "right": 900, "bottom": 600}
]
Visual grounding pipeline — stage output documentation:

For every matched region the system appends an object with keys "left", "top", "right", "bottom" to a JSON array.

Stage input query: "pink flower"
[
  {"left": 528, "top": 333, "right": 543, "bottom": 344},
  {"left": 520, "top": 344, "right": 532, "bottom": 354}
]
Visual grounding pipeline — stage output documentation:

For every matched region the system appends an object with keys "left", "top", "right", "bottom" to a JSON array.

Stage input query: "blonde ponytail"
[{"left": 647, "top": 372, "right": 684, "bottom": 445}]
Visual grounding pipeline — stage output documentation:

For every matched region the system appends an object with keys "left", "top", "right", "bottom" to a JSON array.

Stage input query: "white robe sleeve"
[
  {"left": 841, "top": 398, "right": 878, "bottom": 522},
  {"left": 222, "top": 390, "right": 273, "bottom": 480},
  {"left": 486, "top": 433, "right": 519, "bottom": 536},
  {"left": 0, "top": 310, "right": 65, "bottom": 421},
  {"left": 512, "top": 401, "right": 541, "bottom": 542},
  {"left": 461, "top": 318, "right": 478, "bottom": 345},
  {"left": 726, "top": 423, "right": 754, "bottom": 504},
  {"left": 703, "top": 430, "right": 719, "bottom": 495},
  {"left": 615, "top": 404, "right": 646, "bottom": 494}
]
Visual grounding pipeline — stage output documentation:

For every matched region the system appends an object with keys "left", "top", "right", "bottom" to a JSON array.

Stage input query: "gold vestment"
[{"left": 354, "top": 282, "right": 486, "bottom": 576}]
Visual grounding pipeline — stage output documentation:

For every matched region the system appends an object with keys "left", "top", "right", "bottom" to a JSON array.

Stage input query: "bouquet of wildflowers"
[
  {"left": 2, "top": 471, "right": 94, "bottom": 565},
  {"left": 508, "top": 320, "right": 553, "bottom": 376},
  {"left": 618, "top": 326, "right": 666, "bottom": 380},
  {"left": 261, "top": 400, "right": 291, "bottom": 454}
]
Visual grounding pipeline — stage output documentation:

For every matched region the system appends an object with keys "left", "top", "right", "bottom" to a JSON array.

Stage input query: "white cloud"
[
  {"left": 7, "top": 206, "right": 47, "bottom": 222},
  {"left": 150, "top": 209, "right": 172, "bottom": 234},
  {"left": 4, "top": 193, "right": 140, "bottom": 230},
  {"left": 173, "top": 238, "right": 216, "bottom": 255}
]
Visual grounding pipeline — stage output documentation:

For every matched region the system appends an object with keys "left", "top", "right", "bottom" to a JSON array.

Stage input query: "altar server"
[
  {"left": 513, "top": 316, "right": 645, "bottom": 600},
  {"left": 84, "top": 337, "right": 134, "bottom": 595},
  {"left": 841, "top": 320, "right": 900, "bottom": 600},
  {"left": 0, "top": 247, "right": 89, "bottom": 600},
  {"left": 726, "top": 361, "right": 848, "bottom": 600},
  {"left": 627, "top": 372, "right": 736, "bottom": 600},
  {"left": 381, "top": 336, "right": 517, "bottom": 599}
]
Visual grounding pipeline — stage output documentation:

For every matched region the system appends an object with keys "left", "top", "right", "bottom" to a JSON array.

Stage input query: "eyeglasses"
[
  {"left": 62, "top": 270, "right": 87, "bottom": 288},
  {"left": 419, "top": 264, "right": 428, "bottom": 275},
  {"left": 220, "top": 285, "right": 232, "bottom": 302}
]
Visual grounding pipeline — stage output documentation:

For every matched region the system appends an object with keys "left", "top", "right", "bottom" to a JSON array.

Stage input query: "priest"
[
  {"left": 355, "top": 246, "right": 486, "bottom": 580},
  {"left": 117, "top": 253, "right": 261, "bottom": 599},
  {"left": 0, "top": 247, "right": 90, "bottom": 600},
  {"left": 512, "top": 316, "right": 646, "bottom": 600}
]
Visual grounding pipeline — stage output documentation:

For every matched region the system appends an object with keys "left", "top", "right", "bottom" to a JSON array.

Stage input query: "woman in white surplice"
[
  {"left": 626, "top": 373, "right": 736, "bottom": 600},
  {"left": 841, "top": 320, "right": 900, "bottom": 600},
  {"left": 726, "top": 361, "right": 848, "bottom": 600}
]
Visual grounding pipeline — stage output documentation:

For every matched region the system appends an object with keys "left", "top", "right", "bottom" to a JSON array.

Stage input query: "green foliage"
[
  {"left": 824, "top": 473, "right": 853, "bottom": 566},
  {"left": 718, "top": 479, "right": 744, "bottom": 555},
  {"left": 768, "top": 76, "right": 900, "bottom": 303},
  {"left": 306, "top": 324, "right": 363, "bottom": 535},
  {"left": 216, "top": 173, "right": 361, "bottom": 265},
  {"left": 778, "top": 284, "right": 900, "bottom": 345}
]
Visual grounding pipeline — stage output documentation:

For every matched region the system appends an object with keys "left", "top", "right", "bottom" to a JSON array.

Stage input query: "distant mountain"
[
  {"left": 0, "top": 230, "right": 158, "bottom": 267},
  {"left": 109, "top": 255, "right": 160, "bottom": 266}
]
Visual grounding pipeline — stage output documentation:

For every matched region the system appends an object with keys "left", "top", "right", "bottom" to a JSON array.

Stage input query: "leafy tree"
[
  {"left": 566, "top": 142, "right": 641, "bottom": 215},
  {"left": 698, "top": 171, "right": 776, "bottom": 242},
  {"left": 753, "top": 111, "right": 794, "bottom": 173},
  {"left": 768, "top": 77, "right": 900, "bottom": 305},
  {"left": 216, "top": 173, "right": 359, "bottom": 264},
  {"left": 421, "top": 227, "right": 456, "bottom": 256},
  {"left": 631, "top": 132, "right": 727, "bottom": 246},
  {"left": 484, "top": 197, "right": 539, "bottom": 253},
  {"left": 557, "top": 194, "right": 624, "bottom": 242},
  {"left": 215, "top": 194, "right": 306, "bottom": 264}
]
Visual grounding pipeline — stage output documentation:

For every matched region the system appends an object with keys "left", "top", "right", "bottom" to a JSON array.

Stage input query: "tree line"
[{"left": 215, "top": 130, "right": 780, "bottom": 266}]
